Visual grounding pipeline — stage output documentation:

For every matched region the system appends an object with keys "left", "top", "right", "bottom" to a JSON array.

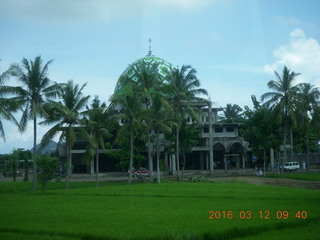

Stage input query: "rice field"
[{"left": 0, "top": 180, "right": 319, "bottom": 240}]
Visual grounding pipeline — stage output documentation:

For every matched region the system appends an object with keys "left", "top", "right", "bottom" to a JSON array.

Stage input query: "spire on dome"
[{"left": 147, "top": 38, "right": 152, "bottom": 56}]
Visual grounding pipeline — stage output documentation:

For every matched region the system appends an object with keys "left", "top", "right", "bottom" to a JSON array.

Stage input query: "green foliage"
[
  {"left": 243, "top": 97, "right": 281, "bottom": 158},
  {"left": 165, "top": 120, "right": 200, "bottom": 158},
  {"left": 219, "top": 103, "right": 244, "bottom": 123},
  {"left": 40, "top": 80, "right": 89, "bottom": 190},
  {"left": 10, "top": 152, "right": 17, "bottom": 182},
  {"left": 107, "top": 149, "right": 146, "bottom": 171},
  {"left": 188, "top": 175, "right": 208, "bottom": 182},
  {"left": 37, "top": 156, "right": 59, "bottom": 194},
  {"left": 179, "top": 121, "right": 200, "bottom": 154}
]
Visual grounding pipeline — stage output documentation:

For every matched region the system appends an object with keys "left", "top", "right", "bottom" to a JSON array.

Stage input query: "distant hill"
[{"left": 30, "top": 140, "right": 57, "bottom": 155}]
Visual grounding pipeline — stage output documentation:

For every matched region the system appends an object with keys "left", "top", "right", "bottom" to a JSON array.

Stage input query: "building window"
[
  {"left": 226, "top": 127, "right": 234, "bottom": 132},
  {"left": 203, "top": 127, "right": 209, "bottom": 133},
  {"left": 215, "top": 127, "right": 223, "bottom": 133}
]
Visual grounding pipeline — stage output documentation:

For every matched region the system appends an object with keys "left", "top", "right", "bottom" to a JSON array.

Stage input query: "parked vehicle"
[
  {"left": 129, "top": 167, "right": 150, "bottom": 177},
  {"left": 283, "top": 162, "right": 300, "bottom": 172}
]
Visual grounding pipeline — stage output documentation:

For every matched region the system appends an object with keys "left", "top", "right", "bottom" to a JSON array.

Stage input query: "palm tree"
[
  {"left": 40, "top": 80, "right": 89, "bottom": 190},
  {"left": 164, "top": 65, "right": 208, "bottom": 180},
  {"left": 0, "top": 64, "right": 19, "bottom": 141},
  {"left": 2, "top": 56, "right": 58, "bottom": 191},
  {"left": 110, "top": 85, "right": 145, "bottom": 184},
  {"left": 119, "top": 61, "right": 162, "bottom": 183},
  {"left": 81, "top": 96, "right": 110, "bottom": 187},
  {"left": 261, "top": 66, "right": 300, "bottom": 170},
  {"left": 0, "top": 62, "right": 10, "bottom": 85},
  {"left": 220, "top": 103, "right": 243, "bottom": 123},
  {"left": 296, "top": 83, "right": 320, "bottom": 170},
  {"left": 148, "top": 93, "right": 174, "bottom": 183}
]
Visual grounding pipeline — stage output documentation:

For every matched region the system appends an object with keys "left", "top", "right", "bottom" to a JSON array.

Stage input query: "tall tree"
[
  {"left": 110, "top": 85, "right": 145, "bottom": 184},
  {"left": 81, "top": 96, "right": 110, "bottom": 187},
  {"left": 0, "top": 63, "right": 19, "bottom": 141},
  {"left": 164, "top": 65, "right": 207, "bottom": 180},
  {"left": 296, "top": 83, "right": 320, "bottom": 170},
  {"left": 2, "top": 56, "right": 58, "bottom": 191},
  {"left": 40, "top": 80, "right": 89, "bottom": 190},
  {"left": 261, "top": 66, "right": 300, "bottom": 168},
  {"left": 243, "top": 96, "right": 281, "bottom": 174},
  {"left": 120, "top": 61, "right": 162, "bottom": 182},
  {"left": 148, "top": 93, "right": 174, "bottom": 183},
  {"left": 179, "top": 120, "right": 200, "bottom": 178}
]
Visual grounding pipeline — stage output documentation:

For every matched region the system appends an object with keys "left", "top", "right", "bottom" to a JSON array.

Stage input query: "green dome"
[{"left": 114, "top": 55, "right": 173, "bottom": 93}]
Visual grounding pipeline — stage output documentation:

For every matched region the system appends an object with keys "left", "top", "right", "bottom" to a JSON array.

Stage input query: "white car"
[{"left": 283, "top": 162, "right": 300, "bottom": 172}]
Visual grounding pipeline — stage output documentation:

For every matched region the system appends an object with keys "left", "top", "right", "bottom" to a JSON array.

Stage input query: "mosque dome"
[{"left": 114, "top": 54, "right": 173, "bottom": 93}]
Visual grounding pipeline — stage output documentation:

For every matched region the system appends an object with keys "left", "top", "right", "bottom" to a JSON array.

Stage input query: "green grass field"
[
  {"left": 0, "top": 180, "right": 319, "bottom": 240},
  {"left": 267, "top": 172, "right": 320, "bottom": 181}
]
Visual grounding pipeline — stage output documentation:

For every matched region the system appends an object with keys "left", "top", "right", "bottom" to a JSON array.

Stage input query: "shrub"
[
  {"left": 37, "top": 156, "right": 59, "bottom": 194},
  {"left": 188, "top": 175, "right": 208, "bottom": 182}
]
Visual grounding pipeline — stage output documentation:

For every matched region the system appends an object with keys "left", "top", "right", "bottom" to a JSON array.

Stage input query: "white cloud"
[{"left": 263, "top": 28, "right": 320, "bottom": 87}]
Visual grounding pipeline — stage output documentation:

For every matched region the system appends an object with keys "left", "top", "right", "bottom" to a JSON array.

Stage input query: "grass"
[
  {"left": 266, "top": 172, "right": 320, "bottom": 181},
  {"left": 0, "top": 180, "right": 319, "bottom": 240}
]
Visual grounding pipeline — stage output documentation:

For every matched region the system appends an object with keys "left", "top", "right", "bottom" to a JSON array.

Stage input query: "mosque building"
[{"left": 56, "top": 42, "right": 250, "bottom": 175}]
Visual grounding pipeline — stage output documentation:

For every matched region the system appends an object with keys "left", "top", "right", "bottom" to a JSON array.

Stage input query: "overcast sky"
[{"left": 1, "top": 0, "right": 320, "bottom": 154}]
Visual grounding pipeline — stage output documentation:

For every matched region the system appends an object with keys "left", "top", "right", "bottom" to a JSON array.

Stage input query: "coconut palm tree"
[
  {"left": 0, "top": 64, "right": 19, "bottom": 141},
  {"left": 0, "top": 62, "right": 10, "bottom": 85},
  {"left": 81, "top": 96, "right": 110, "bottom": 187},
  {"left": 220, "top": 103, "right": 243, "bottom": 123},
  {"left": 110, "top": 85, "right": 145, "bottom": 184},
  {"left": 296, "top": 83, "right": 320, "bottom": 170},
  {"left": 147, "top": 93, "right": 174, "bottom": 183},
  {"left": 261, "top": 66, "right": 300, "bottom": 170},
  {"left": 164, "top": 65, "right": 208, "bottom": 180},
  {"left": 40, "top": 80, "right": 89, "bottom": 190},
  {"left": 1, "top": 56, "right": 58, "bottom": 191},
  {"left": 120, "top": 61, "right": 162, "bottom": 182}
]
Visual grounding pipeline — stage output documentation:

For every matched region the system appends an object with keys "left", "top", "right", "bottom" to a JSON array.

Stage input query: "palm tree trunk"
[
  {"left": 65, "top": 146, "right": 71, "bottom": 190},
  {"left": 306, "top": 130, "right": 310, "bottom": 172},
  {"left": 128, "top": 127, "right": 133, "bottom": 184},
  {"left": 290, "top": 129, "right": 294, "bottom": 162},
  {"left": 263, "top": 149, "right": 266, "bottom": 177},
  {"left": 65, "top": 129, "right": 71, "bottom": 190},
  {"left": 176, "top": 127, "right": 181, "bottom": 181},
  {"left": 146, "top": 102, "right": 153, "bottom": 183},
  {"left": 156, "top": 130, "right": 160, "bottom": 183},
  {"left": 148, "top": 133, "right": 153, "bottom": 183},
  {"left": 208, "top": 101, "right": 214, "bottom": 176},
  {"left": 277, "top": 149, "right": 280, "bottom": 175},
  {"left": 96, "top": 149, "right": 100, "bottom": 187},
  {"left": 32, "top": 117, "right": 37, "bottom": 191},
  {"left": 282, "top": 122, "right": 287, "bottom": 173},
  {"left": 182, "top": 153, "right": 186, "bottom": 179}
]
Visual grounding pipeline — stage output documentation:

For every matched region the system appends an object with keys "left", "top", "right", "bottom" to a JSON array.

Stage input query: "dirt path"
[
  {"left": 211, "top": 176, "right": 320, "bottom": 190},
  {"left": 2, "top": 173, "right": 320, "bottom": 190}
]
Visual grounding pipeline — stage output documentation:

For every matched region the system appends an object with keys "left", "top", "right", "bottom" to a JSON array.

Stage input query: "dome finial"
[{"left": 148, "top": 38, "right": 152, "bottom": 56}]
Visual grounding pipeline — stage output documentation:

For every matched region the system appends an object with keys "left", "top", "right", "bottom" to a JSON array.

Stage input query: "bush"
[
  {"left": 37, "top": 156, "right": 59, "bottom": 194},
  {"left": 188, "top": 175, "right": 208, "bottom": 182}
]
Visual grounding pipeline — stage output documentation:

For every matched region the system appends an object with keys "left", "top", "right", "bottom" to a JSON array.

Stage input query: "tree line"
[{"left": 1, "top": 56, "right": 319, "bottom": 191}]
